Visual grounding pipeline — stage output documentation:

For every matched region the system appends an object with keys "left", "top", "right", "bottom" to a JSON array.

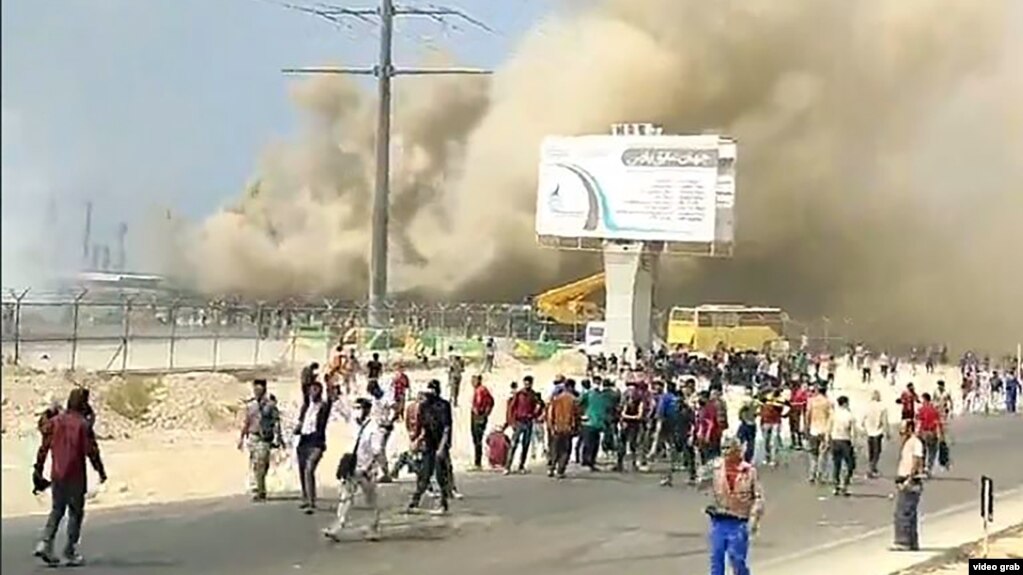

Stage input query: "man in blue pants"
[{"left": 706, "top": 437, "right": 764, "bottom": 575}]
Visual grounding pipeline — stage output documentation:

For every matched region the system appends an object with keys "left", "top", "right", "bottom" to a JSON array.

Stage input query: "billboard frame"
[{"left": 536, "top": 235, "right": 735, "bottom": 258}]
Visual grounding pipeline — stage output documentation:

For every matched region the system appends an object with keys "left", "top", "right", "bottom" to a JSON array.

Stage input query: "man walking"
[
  {"left": 294, "top": 380, "right": 337, "bottom": 513},
  {"left": 33, "top": 388, "right": 107, "bottom": 566},
  {"left": 915, "top": 393, "right": 943, "bottom": 476},
  {"left": 447, "top": 350, "right": 465, "bottom": 407},
  {"left": 324, "top": 398, "right": 385, "bottom": 541},
  {"left": 706, "top": 437, "right": 764, "bottom": 575},
  {"left": 616, "top": 381, "right": 646, "bottom": 472},
  {"left": 806, "top": 385, "right": 832, "bottom": 483},
  {"left": 892, "top": 421, "right": 925, "bottom": 551},
  {"left": 546, "top": 380, "right": 578, "bottom": 479},
  {"left": 759, "top": 386, "right": 785, "bottom": 467},
  {"left": 505, "top": 376, "right": 542, "bottom": 474},
  {"left": 483, "top": 337, "right": 496, "bottom": 373},
  {"left": 580, "top": 379, "right": 612, "bottom": 471},
  {"left": 829, "top": 395, "right": 856, "bottom": 496},
  {"left": 408, "top": 380, "right": 454, "bottom": 515},
  {"left": 470, "top": 374, "right": 494, "bottom": 470},
  {"left": 862, "top": 390, "right": 890, "bottom": 478},
  {"left": 238, "top": 379, "right": 281, "bottom": 502},
  {"left": 651, "top": 381, "right": 681, "bottom": 486}
]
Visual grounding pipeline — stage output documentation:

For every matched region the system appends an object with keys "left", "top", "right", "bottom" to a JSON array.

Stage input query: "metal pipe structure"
[{"left": 280, "top": 0, "right": 492, "bottom": 327}]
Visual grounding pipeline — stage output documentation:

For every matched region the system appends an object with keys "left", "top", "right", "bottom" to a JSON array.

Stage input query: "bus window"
[
  {"left": 702, "top": 311, "right": 739, "bottom": 328},
  {"left": 738, "top": 311, "right": 783, "bottom": 330},
  {"left": 670, "top": 308, "right": 695, "bottom": 322}
]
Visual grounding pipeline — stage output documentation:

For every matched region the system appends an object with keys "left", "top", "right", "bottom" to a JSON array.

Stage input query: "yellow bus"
[{"left": 666, "top": 305, "right": 787, "bottom": 353}]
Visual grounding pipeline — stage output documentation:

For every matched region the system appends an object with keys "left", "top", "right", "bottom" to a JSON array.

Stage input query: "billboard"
[{"left": 535, "top": 134, "right": 735, "bottom": 244}]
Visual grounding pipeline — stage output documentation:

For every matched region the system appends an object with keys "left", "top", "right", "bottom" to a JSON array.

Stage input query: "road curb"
[{"left": 891, "top": 522, "right": 1023, "bottom": 575}]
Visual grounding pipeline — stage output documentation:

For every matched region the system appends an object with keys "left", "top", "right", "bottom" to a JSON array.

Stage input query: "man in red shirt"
[
  {"left": 34, "top": 388, "right": 107, "bottom": 567},
  {"left": 470, "top": 375, "right": 495, "bottom": 470},
  {"left": 696, "top": 391, "right": 723, "bottom": 484},
  {"left": 391, "top": 363, "right": 410, "bottom": 421},
  {"left": 897, "top": 383, "right": 919, "bottom": 422},
  {"left": 504, "top": 376, "right": 543, "bottom": 474},
  {"left": 788, "top": 381, "right": 808, "bottom": 450},
  {"left": 915, "top": 393, "right": 943, "bottom": 476}
]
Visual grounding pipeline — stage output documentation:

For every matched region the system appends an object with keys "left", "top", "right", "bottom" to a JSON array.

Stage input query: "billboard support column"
[{"left": 602, "top": 240, "right": 661, "bottom": 356}]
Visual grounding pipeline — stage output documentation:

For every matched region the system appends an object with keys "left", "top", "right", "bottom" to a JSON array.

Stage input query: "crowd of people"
[{"left": 27, "top": 337, "right": 1020, "bottom": 571}]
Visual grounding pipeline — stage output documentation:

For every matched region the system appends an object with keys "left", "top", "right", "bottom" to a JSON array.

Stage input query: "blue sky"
[{"left": 1, "top": 0, "right": 547, "bottom": 282}]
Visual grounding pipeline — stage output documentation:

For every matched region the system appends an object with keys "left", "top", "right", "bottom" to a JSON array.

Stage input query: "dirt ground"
[{"left": 1, "top": 353, "right": 958, "bottom": 517}]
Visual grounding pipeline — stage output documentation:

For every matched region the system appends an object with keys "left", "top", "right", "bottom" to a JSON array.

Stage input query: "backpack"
[{"left": 257, "top": 403, "right": 278, "bottom": 442}]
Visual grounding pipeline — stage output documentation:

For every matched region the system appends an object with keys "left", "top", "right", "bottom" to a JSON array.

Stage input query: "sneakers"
[
  {"left": 429, "top": 507, "right": 448, "bottom": 516},
  {"left": 659, "top": 477, "right": 673, "bottom": 487},
  {"left": 64, "top": 551, "right": 85, "bottom": 567},
  {"left": 451, "top": 490, "right": 465, "bottom": 501},
  {"left": 33, "top": 542, "right": 59, "bottom": 566}
]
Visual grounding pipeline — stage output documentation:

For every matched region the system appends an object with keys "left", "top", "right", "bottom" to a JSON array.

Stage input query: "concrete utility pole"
[{"left": 281, "top": 0, "right": 491, "bottom": 327}]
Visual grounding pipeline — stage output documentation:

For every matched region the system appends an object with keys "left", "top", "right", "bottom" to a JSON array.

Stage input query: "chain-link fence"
[
  {"left": 0, "top": 290, "right": 596, "bottom": 373},
  {"left": 1, "top": 289, "right": 854, "bottom": 373}
]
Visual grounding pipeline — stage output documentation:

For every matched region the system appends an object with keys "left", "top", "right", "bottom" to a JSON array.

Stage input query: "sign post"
[{"left": 980, "top": 475, "right": 994, "bottom": 558}]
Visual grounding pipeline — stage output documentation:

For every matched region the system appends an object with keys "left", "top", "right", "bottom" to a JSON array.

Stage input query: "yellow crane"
[{"left": 533, "top": 272, "right": 605, "bottom": 325}]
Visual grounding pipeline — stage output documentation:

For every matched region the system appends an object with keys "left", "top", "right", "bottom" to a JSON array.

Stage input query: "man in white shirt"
[
  {"left": 324, "top": 398, "right": 386, "bottom": 541},
  {"left": 368, "top": 379, "right": 397, "bottom": 482},
  {"left": 862, "top": 390, "right": 890, "bottom": 478},
  {"left": 829, "top": 395, "right": 857, "bottom": 496},
  {"left": 892, "top": 421, "right": 925, "bottom": 551}
]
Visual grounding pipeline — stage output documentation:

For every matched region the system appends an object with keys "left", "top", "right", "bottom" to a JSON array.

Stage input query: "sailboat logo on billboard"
[{"left": 542, "top": 166, "right": 601, "bottom": 232}]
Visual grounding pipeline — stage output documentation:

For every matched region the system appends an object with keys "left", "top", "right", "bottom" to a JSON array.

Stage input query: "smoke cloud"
[{"left": 189, "top": 0, "right": 1023, "bottom": 350}]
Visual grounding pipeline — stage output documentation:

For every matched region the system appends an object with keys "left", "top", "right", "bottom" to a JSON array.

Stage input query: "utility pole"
[{"left": 280, "top": 0, "right": 491, "bottom": 327}]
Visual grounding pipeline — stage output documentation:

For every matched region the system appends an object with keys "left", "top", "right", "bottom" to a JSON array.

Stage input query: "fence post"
[
  {"left": 168, "top": 303, "right": 179, "bottom": 370},
  {"left": 121, "top": 297, "right": 134, "bottom": 373},
  {"left": 212, "top": 305, "right": 221, "bottom": 372},
  {"left": 70, "top": 289, "right": 88, "bottom": 371},
  {"left": 11, "top": 289, "right": 29, "bottom": 366},
  {"left": 253, "top": 303, "right": 264, "bottom": 366}
]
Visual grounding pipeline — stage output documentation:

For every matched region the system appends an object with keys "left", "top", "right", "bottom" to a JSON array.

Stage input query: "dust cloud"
[{"left": 188, "top": 0, "right": 1023, "bottom": 350}]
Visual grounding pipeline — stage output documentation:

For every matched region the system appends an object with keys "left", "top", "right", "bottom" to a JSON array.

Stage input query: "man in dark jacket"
[
  {"left": 294, "top": 379, "right": 337, "bottom": 513},
  {"left": 34, "top": 388, "right": 107, "bottom": 567},
  {"left": 408, "top": 380, "right": 454, "bottom": 514}
]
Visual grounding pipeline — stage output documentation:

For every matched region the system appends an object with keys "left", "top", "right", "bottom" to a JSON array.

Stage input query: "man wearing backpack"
[{"left": 238, "top": 379, "right": 281, "bottom": 502}]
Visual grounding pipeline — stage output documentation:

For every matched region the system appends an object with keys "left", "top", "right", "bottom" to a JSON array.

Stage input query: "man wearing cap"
[
  {"left": 324, "top": 397, "right": 385, "bottom": 541},
  {"left": 706, "top": 437, "right": 763, "bottom": 575}
]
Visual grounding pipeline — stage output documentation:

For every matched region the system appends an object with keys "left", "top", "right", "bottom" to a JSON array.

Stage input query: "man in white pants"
[{"left": 323, "top": 398, "right": 386, "bottom": 541}]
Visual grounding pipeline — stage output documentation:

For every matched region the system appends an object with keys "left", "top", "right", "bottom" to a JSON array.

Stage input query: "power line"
[{"left": 278, "top": 0, "right": 493, "bottom": 327}]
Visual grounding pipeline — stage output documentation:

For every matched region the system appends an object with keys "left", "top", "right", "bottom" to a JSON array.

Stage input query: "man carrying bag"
[{"left": 324, "top": 398, "right": 385, "bottom": 541}]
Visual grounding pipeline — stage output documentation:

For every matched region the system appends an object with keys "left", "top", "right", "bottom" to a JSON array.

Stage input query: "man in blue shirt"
[
  {"left": 1005, "top": 373, "right": 1020, "bottom": 414},
  {"left": 652, "top": 381, "right": 680, "bottom": 485}
]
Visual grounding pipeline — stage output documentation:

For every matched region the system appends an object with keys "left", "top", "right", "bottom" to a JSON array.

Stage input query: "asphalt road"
[{"left": 3, "top": 414, "right": 1021, "bottom": 575}]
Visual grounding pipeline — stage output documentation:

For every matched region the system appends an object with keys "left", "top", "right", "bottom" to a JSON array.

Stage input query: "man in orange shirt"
[{"left": 546, "top": 380, "right": 579, "bottom": 479}]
